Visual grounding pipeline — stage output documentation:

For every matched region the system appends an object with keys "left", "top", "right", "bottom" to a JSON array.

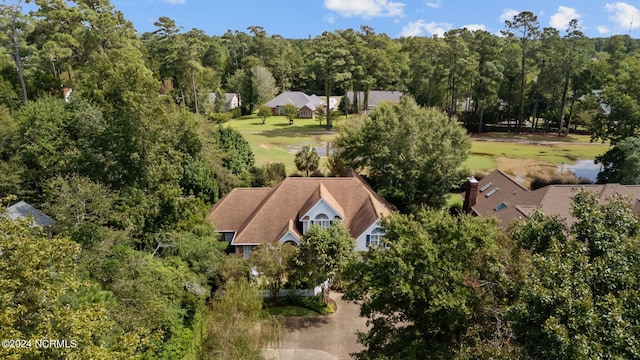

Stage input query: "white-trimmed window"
[
  {"left": 242, "top": 245, "right": 252, "bottom": 259},
  {"left": 311, "top": 213, "right": 331, "bottom": 229},
  {"left": 367, "top": 227, "right": 386, "bottom": 248}
]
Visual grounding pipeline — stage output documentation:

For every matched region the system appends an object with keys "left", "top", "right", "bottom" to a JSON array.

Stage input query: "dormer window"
[{"left": 312, "top": 213, "right": 331, "bottom": 229}]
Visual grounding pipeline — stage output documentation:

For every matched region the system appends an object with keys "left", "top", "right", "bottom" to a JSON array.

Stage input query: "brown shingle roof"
[
  {"left": 298, "top": 183, "right": 345, "bottom": 220},
  {"left": 468, "top": 170, "right": 640, "bottom": 229},
  {"left": 206, "top": 173, "right": 395, "bottom": 245},
  {"left": 206, "top": 188, "right": 272, "bottom": 231},
  {"left": 535, "top": 183, "right": 640, "bottom": 227}
]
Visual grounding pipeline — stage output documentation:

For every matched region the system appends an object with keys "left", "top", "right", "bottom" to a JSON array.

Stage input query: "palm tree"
[{"left": 295, "top": 145, "right": 320, "bottom": 176}]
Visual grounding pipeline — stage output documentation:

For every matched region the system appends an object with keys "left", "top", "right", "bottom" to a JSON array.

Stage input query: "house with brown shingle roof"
[
  {"left": 463, "top": 169, "right": 640, "bottom": 229},
  {"left": 206, "top": 171, "right": 395, "bottom": 257}
]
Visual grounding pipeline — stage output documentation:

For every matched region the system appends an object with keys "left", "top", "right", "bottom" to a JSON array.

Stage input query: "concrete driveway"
[{"left": 264, "top": 292, "right": 368, "bottom": 360}]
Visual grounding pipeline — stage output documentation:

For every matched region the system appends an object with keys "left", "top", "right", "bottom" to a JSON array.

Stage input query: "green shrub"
[
  {"left": 284, "top": 294, "right": 334, "bottom": 314},
  {"left": 208, "top": 112, "right": 233, "bottom": 123}
]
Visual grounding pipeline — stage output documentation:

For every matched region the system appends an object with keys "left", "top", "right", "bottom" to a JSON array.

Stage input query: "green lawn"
[
  {"left": 474, "top": 132, "right": 594, "bottom": 143},
  {"left": 204, "top": 115, "right": 610, "bottom": 175},
  {"left": 467, "top": 140, "right": 609, "bottom": 171},
  {"left": 225, "top": 114, "right": 335, "bottom": 133},
  {"left": 209, "top": 115, "right": 342, "bottom": 173}
]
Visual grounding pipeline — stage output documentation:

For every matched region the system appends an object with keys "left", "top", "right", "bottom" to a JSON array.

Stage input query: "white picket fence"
[{"left": 258, "top": 279, "right": 331, "bottom": 298}]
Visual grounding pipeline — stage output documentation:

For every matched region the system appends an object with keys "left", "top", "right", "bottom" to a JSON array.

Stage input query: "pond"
[
  {"left": 285, "top": 142, "right": 335, "bottom": 157},
  {"left": 557, "top": 159, "right": 601, "bottom": 183}
]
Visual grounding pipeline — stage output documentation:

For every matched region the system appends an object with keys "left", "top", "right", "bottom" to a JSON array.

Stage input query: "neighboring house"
[
  {"left": 346, "top": 90, "right": 403, "bottom": 112},
  {"left": 463, "top": 169, "right": 640, "bottom": 230},
  {"left": 206, "top": 170, "right": 395, "bottom": 257},
  {"left": 265, "top": 91, "right": 324, "bottom": 119},
  {"left": 207, "top": 93, "right": 242, "bottom": 112},
  {"left": 578, "top": 89, "right": 611, "bottom": 116},
  {"left": 6, "top": 201, "right": 55, "bottom": 227}
]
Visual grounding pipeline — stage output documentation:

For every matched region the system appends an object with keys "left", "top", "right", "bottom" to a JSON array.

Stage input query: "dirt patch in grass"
[{"left": 495, "top": 157, "right": 579, "bottom": 188}]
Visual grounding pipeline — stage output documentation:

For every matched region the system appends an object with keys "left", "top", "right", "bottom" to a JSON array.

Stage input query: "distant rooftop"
[{"left": 6, "top": 201, "right": 55, "bottom": 227}]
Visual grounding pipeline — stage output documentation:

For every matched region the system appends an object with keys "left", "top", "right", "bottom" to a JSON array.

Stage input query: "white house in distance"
[
  {"left": 206, "top": 170, "right": 395, "bottom": 257},
  {"left": 207, "top": 92, "right": 242, "bottom": 111}
]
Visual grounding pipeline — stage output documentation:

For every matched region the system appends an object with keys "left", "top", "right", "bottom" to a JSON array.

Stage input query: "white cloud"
[
  {"left": 462, "top": 24, "right": 487, "bottom": 32},
  {"left": 499, "top": 8, "right": 519, "bottom": 23},
  {"left": 426, "top": 0, "right": 441, "bottom": 8},
  {"left": 325, "top": 14, "right": 335, "bottom": 24},
  {"left": 597, "top": 25, "right": 610, "bottom": 34},
  {"left": 550, "top": 6, "right": 581, "bottom": 30},
  {"left": 165, "top": 0, "right": 185, "bottom": 4},
  {"left": 604, "top": 2, "right": 640, "bottom": 30},
  {"left": 400, "top": 20, "right": 451, "bottom": 37},
  {"left": 324, "top": 0, "right": 405, "bottom": 18}
]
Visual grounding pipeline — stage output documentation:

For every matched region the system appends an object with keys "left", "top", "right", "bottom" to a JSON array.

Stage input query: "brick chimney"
[{"left": 463, "top": 177, "right": 479, "bottom": 213}]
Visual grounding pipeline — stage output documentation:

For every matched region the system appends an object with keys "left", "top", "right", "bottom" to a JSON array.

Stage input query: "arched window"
[
  {"left": 367, "top": 227, "right": 386, "bottom": 248},
  {"left": 312, "top": 213, "right": 331, "bottom": 229},
  {"left": 283, "top": 240, "right": 298, "bottom": 246}
]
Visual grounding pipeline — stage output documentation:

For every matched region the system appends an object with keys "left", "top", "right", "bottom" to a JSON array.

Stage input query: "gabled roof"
[
  {"left": 278, "top": 219, "right": 302, "bottom": 242},
  {"left": 265, "top": 91, "right": 323, "bottom": 110},
  {"left": 299, "top": 183, "right": 345, "bottom": 220},
  {"left": 207, "top": 173, "right": 395, "bottom": 245},
  {"left": 468, "top": 170, "right": 640, "bottom": 229},
  {"left": 347, "top": 91, "right": 403, "bottom": 107},
  {"left": 207, "top": 92, "right": 240, "bottom": 106},
  {"left": 6, "top": 201, "right": 55, "bottom": 227}
]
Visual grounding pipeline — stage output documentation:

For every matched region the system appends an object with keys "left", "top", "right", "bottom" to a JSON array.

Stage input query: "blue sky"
[{"left": 109, "top": 0, "right": 640, "bottom": 38}]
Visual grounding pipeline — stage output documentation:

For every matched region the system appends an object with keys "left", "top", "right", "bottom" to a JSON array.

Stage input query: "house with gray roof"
[
  {"left": 346, "top": 90, "right": 403, "bottom": 112},
  {"left": 207, "top": 92, "right": 241, "bottom": 112},
  {"left": 207, "top": 170, "right": 395, "bottom": 257},
  {"left": 265, "top": 91, "right": 324, "bottom": 119},
  {"left": 6, "top": 201, "right": 55, "bottom": 227}
]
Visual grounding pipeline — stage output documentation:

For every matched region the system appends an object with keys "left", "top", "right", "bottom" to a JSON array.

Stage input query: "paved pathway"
[{"left": 264, "top": 292, "right": 368, "bottom": 360}]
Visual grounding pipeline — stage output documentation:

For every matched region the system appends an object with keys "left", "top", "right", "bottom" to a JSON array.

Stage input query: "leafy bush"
[
  {"left": 207, "top": 112, "right": 233, "bottom": 123},
  {"left": 284, "top": 294, "right": 334, "bottom": 315}
]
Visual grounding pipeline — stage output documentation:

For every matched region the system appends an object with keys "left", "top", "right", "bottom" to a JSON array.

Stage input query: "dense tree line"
[
  {"left": 5, "top": 2, "right": 637, "bottom": 179},
  {"left": 0, "top": 1, "right": 269, "bottom": 358},
  {"left": 137, "top": 14, "right": 639, "bottom": 138}
]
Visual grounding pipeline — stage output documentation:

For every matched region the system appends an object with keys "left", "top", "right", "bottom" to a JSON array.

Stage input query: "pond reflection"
[{"left": 558, "top": 159, "right": 601, "bottom": 183}]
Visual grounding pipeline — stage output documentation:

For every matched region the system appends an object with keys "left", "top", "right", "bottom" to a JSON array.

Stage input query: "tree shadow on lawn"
[
  {"left": 255, "top": 130, "right": 337, "bottom": 140},
  {"left": 283, "top": 315, "right": 331, "bottom": 331},
  {"left": 270, "top": 122, "right": 331, "bottom": 131}
]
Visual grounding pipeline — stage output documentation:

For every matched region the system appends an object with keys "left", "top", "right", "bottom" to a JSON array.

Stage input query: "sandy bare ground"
[{"left": 494, "top": 157, "right": 561, "bottom": 186}]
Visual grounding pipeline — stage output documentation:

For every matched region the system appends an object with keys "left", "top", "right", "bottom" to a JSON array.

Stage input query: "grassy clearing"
[
  {"left": 473, "top": 132, "right": 595, "bottom": 143},
  {"left": 225, "top": 115, "right": 334, "bottom": 133},
  {"left": 202, "top": 114, "right": 610, "bottom": 176},
  {"left": 468, "top": 140, "right": 608, "bottom": 171},
  {"left": 210, "top": 115, "right": 342, "bottom": 173}
]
